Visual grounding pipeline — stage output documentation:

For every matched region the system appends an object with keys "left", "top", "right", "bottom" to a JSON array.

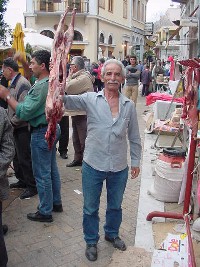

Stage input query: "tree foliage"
[{"left": 0, "top": 0, "right": 11, "bottom": 45}]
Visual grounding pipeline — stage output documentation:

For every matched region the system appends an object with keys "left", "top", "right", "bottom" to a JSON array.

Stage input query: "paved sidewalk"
[{"left": 3, "top": 95, "right": 148, "bottom": 267}]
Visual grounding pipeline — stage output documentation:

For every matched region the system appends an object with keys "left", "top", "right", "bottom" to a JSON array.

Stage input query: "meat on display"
[{"left": 45, "top": 7, "right": 76, "bottom": 149}]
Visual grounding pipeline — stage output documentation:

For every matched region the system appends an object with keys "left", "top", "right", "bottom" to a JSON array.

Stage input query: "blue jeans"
[
  {"left": 82, "top": 161, "right": 128, "bottom": 244},
  {"left": 31, "top": 125, "right": 61, "bottom": 216}
]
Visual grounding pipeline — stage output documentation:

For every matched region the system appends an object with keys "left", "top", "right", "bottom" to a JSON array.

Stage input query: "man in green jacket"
[{"left": 0, "top": 50, "right": 62, "bottom": 223}]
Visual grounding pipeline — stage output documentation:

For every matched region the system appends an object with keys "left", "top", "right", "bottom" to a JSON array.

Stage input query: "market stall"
[{"left": 146, "top": 58, "right": 200, "bottom": 267}]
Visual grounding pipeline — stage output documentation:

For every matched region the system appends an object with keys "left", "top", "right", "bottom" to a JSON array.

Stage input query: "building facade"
[
  {"left": 24, "top": 0, "right": 149, "bottom": 62},
  {"left": 171, "top": 0, "right": 199, "bottom": 59}
]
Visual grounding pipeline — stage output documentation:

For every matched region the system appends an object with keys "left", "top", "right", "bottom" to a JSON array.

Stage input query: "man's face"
[
  {"left": 102, "top": 63, "right": 124, "bottom": 91},
  {"left": 69, "top": 61, "right": 78, "bottom": 74},
  {"left": 130, "top": 58, "right": 136, "bottom": 66},
  {"left": 29, "top": 57, "right": 42, "bottom": 78},
  {"left": 2, "top": 65, "right": 12, "bottom": 81}
]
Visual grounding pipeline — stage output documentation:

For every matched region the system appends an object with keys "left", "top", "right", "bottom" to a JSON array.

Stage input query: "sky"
[
  {"left": 146, "top": 0, "right": 180, "bottom": 22},
  {"left": 4, "top": 0, "right": 180, "bottom": 29}
]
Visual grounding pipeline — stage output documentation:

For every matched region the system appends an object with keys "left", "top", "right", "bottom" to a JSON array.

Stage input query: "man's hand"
[
  {"left": 131, "top": 167, "right": 140, "bottom": 179},
  {"left": 0, "top": 85, "right": 10, "bottom": 100},
  {"left": 13, "top": 51, "right": 26, "bottom": 63}
]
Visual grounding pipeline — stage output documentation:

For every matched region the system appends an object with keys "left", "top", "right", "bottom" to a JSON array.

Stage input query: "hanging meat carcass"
[{"left": 45, "top": 7, "right": 76, "bottom": 149}]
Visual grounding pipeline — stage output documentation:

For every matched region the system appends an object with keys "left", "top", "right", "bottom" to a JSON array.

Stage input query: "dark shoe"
[
  {"left": 60, "top": 153, "right": 68, "bottom": 159},
  {"left": 52, "top": 204, "right": 63, "bottom": 212},
  {"left": 85, "top": 244, "right": 97, "bottom": 261},
  {"left": 27, "top": 211, "right": 53, "bottom": 223},
  {"left": 10, "top": 181, "right": 26, "bottom": 189},
  {"left": 20, "top": 189, "right": 37, "bottom": 200},
  {"left": 105, "top": 236, "right": 127, "bottom": 251},
  {"left": 2, "top": 225, "right": 8, "bottom": 235},
  {"left": 66, "top": 160, "right": 82, "bottom": 167}
]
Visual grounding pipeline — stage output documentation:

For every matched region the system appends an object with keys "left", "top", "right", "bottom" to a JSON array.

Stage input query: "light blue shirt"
[{"left": 63, "top": 90, "right": 142, "bottom": 172}]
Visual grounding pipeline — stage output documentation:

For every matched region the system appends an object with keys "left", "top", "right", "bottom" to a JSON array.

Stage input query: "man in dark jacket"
[
  {"left": 2, "top": 58, "right": 37, "bottom": 199},
  {"left": 0, "top": 107, "right": 15, "bottom": 267}
]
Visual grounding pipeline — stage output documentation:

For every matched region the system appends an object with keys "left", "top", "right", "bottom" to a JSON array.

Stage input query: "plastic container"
[{"left": 149, "top": 148, "right": 186, "bottom": 202}]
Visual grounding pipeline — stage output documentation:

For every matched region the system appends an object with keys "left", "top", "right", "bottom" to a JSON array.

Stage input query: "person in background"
[
  {"left": 121, "top": 55, "right": 130, "bottom": 67},
  {"left": 0, "top": 70, "right": 8, "bottom": 109},
  {"left": 152, "top": 59, "right": 164, "bottom": 91},
  {"left": 150, "top": 61, "right": 156, "bottom": 91},
  {"left": 2, "top": 57, "right": 38, "bottom": 200},
  {"left": 90, "top": 62, "right": 99, "bottom": 92},
  {"left": 141, "top": 64, "right": 152, "bottom": 96},
  {"left": 57, "top": 68, "right": 69, "bottom": 160},
  {"left": 62, "top": 59, "right": 141, "bottom": 262},
  {"left": 93, "top": 58, "right": 105, "bottom": 92},
  {"left": 65, "top": 56, "right": 94, "bottom": 167},
  {"left": 0, "top": 107, "right": 15, "bottom": 267},
  {"left": 0, "top": 50, "right": 62, "bottom": 223},
  {"left": 124, "top": 55, "right": 141, "bottom": 105},
  {"left": 58, "top": 115, "right": 69, "bottom": 159}
]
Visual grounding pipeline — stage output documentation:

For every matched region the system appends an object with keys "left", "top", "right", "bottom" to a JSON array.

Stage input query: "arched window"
[
  {"left": 108, "top": 35, "right": 113, "bottom": 45},
  {"left": 40, "top": 30, "right": 54, "bottom": 39},
  {"left": 73, "top": 30, "right": 83, "bottom": 41},
  {"left": 99, "top": 33, "right": 105, "bottom": 43}
]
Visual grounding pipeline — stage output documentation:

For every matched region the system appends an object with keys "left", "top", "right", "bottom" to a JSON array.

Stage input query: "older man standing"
[
  {"left": 62, "top": 59, "right": 141, "bottom": 261},
  {"left": 2, "top": 57, "right": 37, "bottom": 199},
  {"left": 65, "top": 56, "right": 94, "bottom": 167}
]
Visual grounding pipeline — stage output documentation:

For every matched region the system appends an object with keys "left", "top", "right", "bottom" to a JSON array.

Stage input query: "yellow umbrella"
[{"left": 12, "top": 23, "right": 26, "bottom": 75}]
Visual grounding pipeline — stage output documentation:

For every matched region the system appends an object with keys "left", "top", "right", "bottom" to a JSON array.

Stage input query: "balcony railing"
[{"left": 33, "top": 0, "right": 89, "bottom": 13}]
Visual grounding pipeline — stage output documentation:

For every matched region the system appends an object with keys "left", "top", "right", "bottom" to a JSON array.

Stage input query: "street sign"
[
  {"left": 144, "top": 22, "right": 153, "bottom": 32},
  {"left": 144, "top": 22, "right": 154, "bottom": 35},
  {"left": 180, "top": 18, "right": 198, "bottom": 27}
]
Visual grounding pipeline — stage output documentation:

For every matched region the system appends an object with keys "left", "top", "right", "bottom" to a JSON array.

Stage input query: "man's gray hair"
[
  {"left": 71, "top": 56, "right": 85, "bottom": 70},
  {"left": 101, "top": 59, "right": 126, "bottom": 78}
]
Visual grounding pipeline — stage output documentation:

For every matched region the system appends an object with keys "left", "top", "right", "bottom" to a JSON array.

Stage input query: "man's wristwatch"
[{"left": 5, "top": 94, "right": 11, "bottom": 102}]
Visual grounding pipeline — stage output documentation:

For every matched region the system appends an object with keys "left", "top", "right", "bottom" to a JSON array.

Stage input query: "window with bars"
[
  {"left": 40, "top": 0, "right": 54, "bottom": 12},
  {"left": 108, "top": 0, "right": 113, "bottom": 12},
  {"left": 99, "top": 33, "right": 105, "bottom": 43},
  {"left": 108, "top": 35, "right": 113, "bottom": 44},
  {"left": 99, "top": 0, "right": 105, "bottom": 8},
  {"left": 123, "top": 0, "right": 127, "bottom": 18},
  {"left": 74, "top": 30, "right": 83, "bottom": 41},
  {"left": 68, "top": 0, "right": 81, "bottom": 12}
]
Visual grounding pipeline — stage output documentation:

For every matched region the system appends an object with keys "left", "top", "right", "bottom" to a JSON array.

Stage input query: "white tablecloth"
[{"left": 153, "top": 100, "right": 183, "bottom": 120}]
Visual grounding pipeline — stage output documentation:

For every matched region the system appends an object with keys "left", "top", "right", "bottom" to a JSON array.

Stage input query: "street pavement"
[{"left": 3, "top": 95, "right": 148, "bottom": 267}]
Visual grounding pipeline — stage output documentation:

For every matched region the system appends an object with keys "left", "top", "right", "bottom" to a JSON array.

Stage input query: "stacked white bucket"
[{"left": 149, "top": 152, "right": 185, "bottom": 202}]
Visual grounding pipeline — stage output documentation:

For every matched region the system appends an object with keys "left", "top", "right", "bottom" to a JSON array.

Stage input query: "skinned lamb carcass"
[{"left": 45, "top": 7, "right": 76, "bottom": 149}]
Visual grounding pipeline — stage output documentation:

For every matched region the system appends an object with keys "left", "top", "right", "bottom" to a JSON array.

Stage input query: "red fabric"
[
  {"left": 168, "top": 56, "right": 175, "bottom": 80},
  {"left": 146, "top": 92, "right": 184, "bottom": 106}
]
